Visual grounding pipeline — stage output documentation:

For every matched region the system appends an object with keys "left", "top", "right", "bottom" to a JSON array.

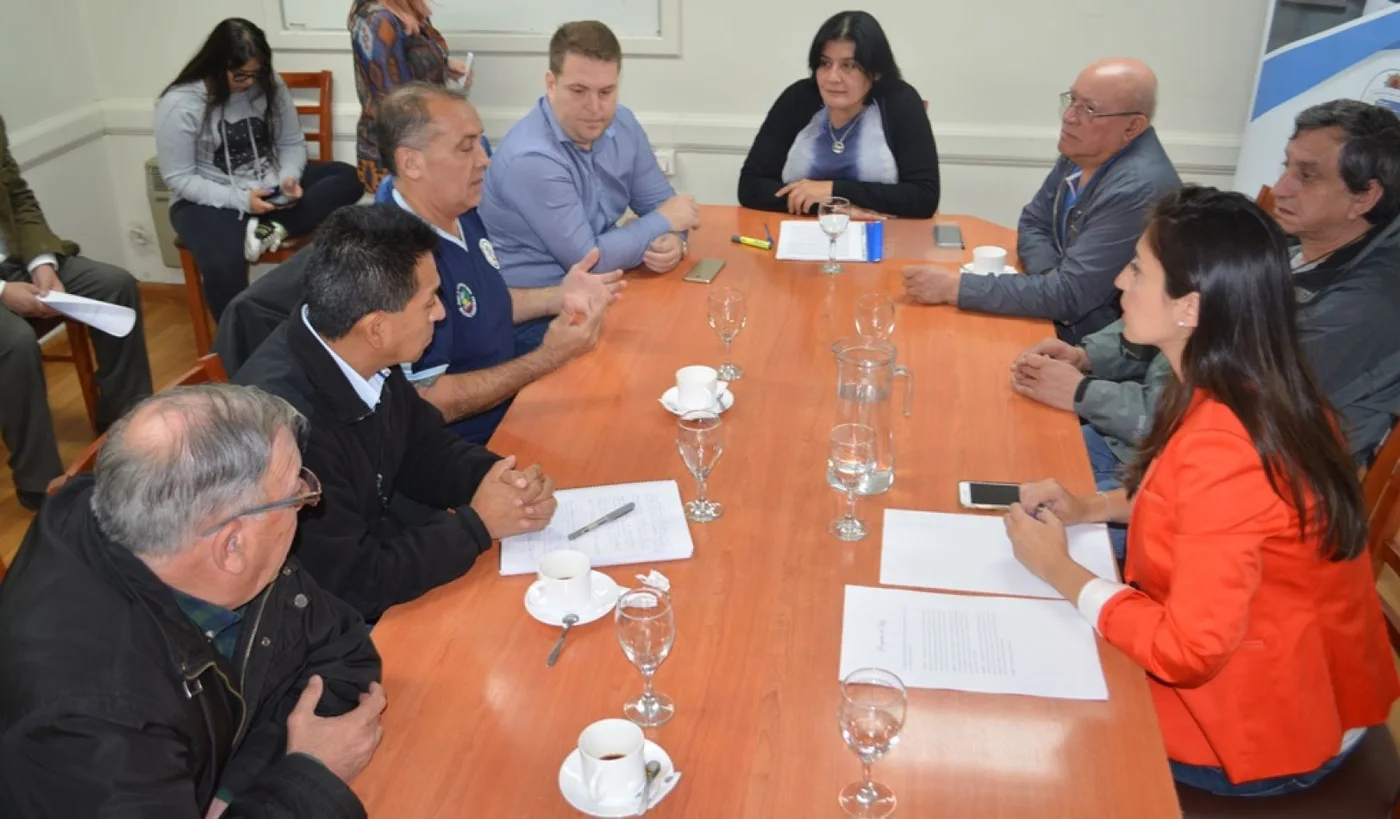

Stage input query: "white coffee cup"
[
  {"left": 537, "top": 549, "right": 592, "bottom": 612},
  {"left": 578, "top": 718, "right": 647, "bottom": 803},
  {"left": 971, "top": 245, "right": 1008, "bottom": 275},
  {"left": 675, "top": 365, "right": 720, "bottom": 411}
]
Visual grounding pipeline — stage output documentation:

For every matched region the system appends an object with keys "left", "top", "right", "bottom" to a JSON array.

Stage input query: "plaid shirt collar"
[{"left": 169, "top": 587, "right": 245, "bottom": 662}]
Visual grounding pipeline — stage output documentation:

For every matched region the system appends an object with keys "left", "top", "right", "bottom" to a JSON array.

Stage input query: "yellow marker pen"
[{"left": 731, "top": 235, "right": 772, "bottom": 250}]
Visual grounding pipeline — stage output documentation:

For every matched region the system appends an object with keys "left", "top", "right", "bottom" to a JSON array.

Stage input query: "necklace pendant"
[{"left": 831, "top": 140, "right": 845, "bottom": 155}]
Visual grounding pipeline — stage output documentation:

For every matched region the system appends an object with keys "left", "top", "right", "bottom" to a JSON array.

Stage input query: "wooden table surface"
[{"left": 353, "top": 206, "right": 1179, "bottom": 818}]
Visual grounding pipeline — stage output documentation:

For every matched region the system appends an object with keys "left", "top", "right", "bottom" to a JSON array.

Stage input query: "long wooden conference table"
[{"left": 353, "top": 205, "right": 1180, "bottom": 817}]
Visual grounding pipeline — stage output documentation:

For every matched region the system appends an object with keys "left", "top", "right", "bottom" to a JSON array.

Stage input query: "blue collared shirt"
[
  {"left": 301, "top": 305, "right": 388, "bottom": 411},
  {"left": 478, "top": 96, "right": 677, "bottom": 288}
]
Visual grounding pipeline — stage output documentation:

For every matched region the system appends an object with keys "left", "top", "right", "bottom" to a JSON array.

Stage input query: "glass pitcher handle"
[{"left": 894, "top": 365, "right": 913, "bottom": 418}]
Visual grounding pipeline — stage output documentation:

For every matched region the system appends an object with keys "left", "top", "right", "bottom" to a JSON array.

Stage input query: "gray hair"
[
  {"left": 374, "top": 81, "right": 468, "bottom": 176},
  {"left": 1294, "top": 99, "right": 1400, "bottom": 225},
  {"left": 90, "top": 383, "right": 307, "bottom": 558}
]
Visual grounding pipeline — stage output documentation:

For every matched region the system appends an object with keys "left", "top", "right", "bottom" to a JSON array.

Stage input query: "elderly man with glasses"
[
  {"left": 903, "top": 57, "right": 1180, "bottom": 344},
  {"left": 0, "top": 383, "right": 384, "bottom": 819}
]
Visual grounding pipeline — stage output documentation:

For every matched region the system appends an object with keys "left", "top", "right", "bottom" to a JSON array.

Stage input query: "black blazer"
[{"left": 738, "top": 77, "right": 940, "bottom": 218}]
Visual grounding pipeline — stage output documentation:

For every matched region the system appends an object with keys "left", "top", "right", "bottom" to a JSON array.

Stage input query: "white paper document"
[
  {"left": 880, "top": 509, "right": 1119, "bottom": 599},
  {"left": 775, "top": 220, "right": 869, "bottom": 261},
  {"left": 36, "top": 292, "right": 137, "bottom": 338},
  {"left": 839, "top": 585, "right": 1108, "bottom": 700},
  {"left": 499, "top": 480, "right": 694, "bottom": 575}
]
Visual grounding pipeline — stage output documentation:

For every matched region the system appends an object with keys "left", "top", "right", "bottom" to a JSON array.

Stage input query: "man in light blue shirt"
[{"left": 479, "top": 20, "right": 701, "bottom": 353}]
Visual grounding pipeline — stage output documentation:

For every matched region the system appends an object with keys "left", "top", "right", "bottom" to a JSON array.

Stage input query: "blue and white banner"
[{"left": 1234, "top": 0, "right": 1400, "bottom": 195}]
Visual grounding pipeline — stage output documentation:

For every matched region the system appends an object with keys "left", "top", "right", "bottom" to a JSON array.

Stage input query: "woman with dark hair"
[
  {"left": 737, "top": 10, "right": 939, "bottom": 219},
  {"left": 155, "top": 18, "right": 362, "bottom": 320},
  {"left": 1005, "top": 185, "right": 1398, "bottom": 796}
]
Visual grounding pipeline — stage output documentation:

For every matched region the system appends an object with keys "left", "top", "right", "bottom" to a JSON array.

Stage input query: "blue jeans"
[
  {"left": 514, "top": 315, "right": 551, "bottom": 357},
  {"left": 1170, "top": 734, "right": 1358, "bottom": 797},
  {"left": 1082, "top": 425, "right": 1129, "bottom": 560}
]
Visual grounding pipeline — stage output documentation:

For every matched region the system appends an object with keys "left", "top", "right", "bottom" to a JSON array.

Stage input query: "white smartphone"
[{"left": 958, "top": 481, "right": 1020, "bottom": 510}]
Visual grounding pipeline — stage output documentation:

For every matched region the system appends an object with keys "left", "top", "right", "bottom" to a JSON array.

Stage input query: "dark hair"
[
  {"left": 806, "top": 11, "right": 902, "bottom": 101},
  {"left": 304, "top": 205, "right": 438, "bottom": 339},
  {"left": 375, "top": 82, "right": 468, "bottom": 176},
  {"left": 549, "top": 21, "right": 622, "bottom": 75},
  {"left": 1125, "top": 186, "right": 1366, "bottom": 561},
  {"left": 162, "top": 18, "right": 281, "bottom": 144},
  {"left": 1293, "top": 99, "right": 1400, "bottom": 225}
]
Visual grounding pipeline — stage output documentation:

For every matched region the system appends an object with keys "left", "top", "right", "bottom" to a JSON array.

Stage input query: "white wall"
[{"left": 10, "top": 0, "right": 1271, "bottom": 282}]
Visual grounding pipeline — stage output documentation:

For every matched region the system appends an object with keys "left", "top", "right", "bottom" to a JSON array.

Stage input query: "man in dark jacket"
[
  {"left": 0, "top": 383, "right": 383, "bottom": 818},
  {"left": 235, "top": 204, "right": 558, "bottom": 621},
  {"left": 1010, "top": 99, "right": 1400, "bottom": 555},
  {"left": 902, "top": 58, "right": 1180, "bottom": 344}
]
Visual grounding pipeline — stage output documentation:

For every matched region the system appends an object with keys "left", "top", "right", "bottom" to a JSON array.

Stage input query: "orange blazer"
[{"left": 1102, "top": 392, "right": 1399, "bottom": 784}]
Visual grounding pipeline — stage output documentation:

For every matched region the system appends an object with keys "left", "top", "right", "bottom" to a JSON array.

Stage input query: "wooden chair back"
[
  {"left": 279, "top": 70, "right": 334, "bottom": 160},
  {"left": 29, "top": 316, "right": 98, "bottom": 432},
  {"left": 1363, "top": 421, "right": 1400, "bottom": 653},
  {"left": 1256, "top": 184, "right": 1276, "bottom": 216},
  {"left": 47, "top": 354, "right": 230, "bottom": 492}
]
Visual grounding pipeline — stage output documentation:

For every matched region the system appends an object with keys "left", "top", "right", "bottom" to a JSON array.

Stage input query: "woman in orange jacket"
[{"left": 1005, "top": 185, "right": 1399, "bottom": 797}]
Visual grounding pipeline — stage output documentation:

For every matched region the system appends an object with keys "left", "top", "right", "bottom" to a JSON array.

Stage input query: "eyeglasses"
[
  {"left": 229, "top": 66, "right": 267, "bottom": 82},
  {"left": 200, "top": 466, "right": 322, "bottom": 537},
  {"left": 1059, "top": 91, "right": 1142, "bottom": 122}
]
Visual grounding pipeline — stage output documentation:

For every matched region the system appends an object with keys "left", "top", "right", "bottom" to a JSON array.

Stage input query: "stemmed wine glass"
[
  {"left": 854, "top": 294, "right": 896, "bottom": 340},
  {"left": 838, "top": 667, "right": 907, "bottom": 817},
  {"left": 615, "top": 587, "right": 677, "bottom": 727},
  {"left": 819, "top": 197, "right": 852, "bottom": 275},
  {"left": 829, "top": 423, "right": 876, "bottom": 541},
  {"left": 677, "top": 410, "right": 725, "bottom": 522},
  {"left": 707, "top": 288, "right": 747, "bottom": 381}
]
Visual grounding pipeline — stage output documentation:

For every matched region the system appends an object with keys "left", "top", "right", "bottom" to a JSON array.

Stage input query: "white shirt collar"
[
  {"left": 301, "top": 305, "right": 389, "bottom": 411},
  {"left": 392, "top": 187, "right": 469, "bottom": 252}
]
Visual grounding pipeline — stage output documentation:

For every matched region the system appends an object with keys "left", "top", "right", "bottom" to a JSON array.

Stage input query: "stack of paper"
[
  {"left": 775, "top": 220, "right": 883, "bottom": 262},
  {"left": 839, "top": 585, "right": 1108, "bottom": 700},
  {"left": 499, "top": 480, "right": 694, "bottom": 575},
  {"left": 878, "top": 509, "right": 1119, "bottom": 599}
]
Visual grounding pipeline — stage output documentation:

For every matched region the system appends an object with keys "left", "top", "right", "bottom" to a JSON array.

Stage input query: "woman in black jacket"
[{"left": 738, "top": 11, "right": 940, "bottom": 219}]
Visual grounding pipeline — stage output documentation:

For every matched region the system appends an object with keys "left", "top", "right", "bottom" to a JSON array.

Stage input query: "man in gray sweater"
[
  {"left": 1012, "top": 100, "right": 1400, "bottom": 557},
  {"left": 903, "top": 58, "right": 1180, "bottom": 344}
]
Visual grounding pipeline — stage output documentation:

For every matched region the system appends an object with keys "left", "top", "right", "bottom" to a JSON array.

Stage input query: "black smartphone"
[
  {"left": 958, "top": 481, "right": 1020, "bottom": 510},
  {"left": 264, "top": 185, "right": 295, "bottom": 207},
  {"left": 934, "top": 223, "right": 965, "bottom": 249}
]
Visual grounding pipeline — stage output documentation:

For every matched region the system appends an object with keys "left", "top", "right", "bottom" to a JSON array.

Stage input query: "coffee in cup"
[
  {"left": 577, "top": 718, "right": 646, "bottom": 803},
  {"left": 537, "top": 549, "right": 592, "bottom": 612}
]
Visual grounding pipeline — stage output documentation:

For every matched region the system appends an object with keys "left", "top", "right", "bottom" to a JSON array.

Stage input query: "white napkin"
[
  {"left": 644, "top": 770, "right": 683, "bottom": 811},
  {"left": 635, "top": 570, "right": 671, "bottom": 593},
  {"left": 36, "top": 292, "right": 137, "bottom": 338}
]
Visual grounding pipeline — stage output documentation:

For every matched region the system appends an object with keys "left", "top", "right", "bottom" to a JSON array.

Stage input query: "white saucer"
[
  {"left": 960, "top": 262, "right": 1017, "bottom": 276},
  {"left": 524, "top": 571, "right": 623, "bottom": 627},
  {"left": 558, "top": 740, "right": 675, "bottom": 817},
  {"left": 660, "top": 383, "right": 733, "bottom": 415}
]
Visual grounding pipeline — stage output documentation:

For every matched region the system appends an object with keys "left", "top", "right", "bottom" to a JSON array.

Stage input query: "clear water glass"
[
  {"left": 819, "top": 197, "right": 852, "bottom": 275},
  {"left": 678, "top": 410, "right": 724, "bottom": 522},
  {"left": 707, "top": 287, "right": 747, "bottom": 381},
  {"left": 829, "top": 423, "right": 876, "bottom": 541},
  {"left": 854, "top": 294, "right": 896, "bottom": 340},
  {"left": 616, "top": 587, "right": 677, "bottom": 727},
  {"left": 838, "top": 667, "right": 907, "bottom": 817}
]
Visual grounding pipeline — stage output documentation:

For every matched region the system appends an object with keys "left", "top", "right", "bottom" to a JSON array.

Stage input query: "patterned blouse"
[{"left": 349, "top": 0, "right": 450, "bottom": 191}]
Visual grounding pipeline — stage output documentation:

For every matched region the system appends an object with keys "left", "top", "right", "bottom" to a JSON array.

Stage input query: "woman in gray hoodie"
[{"left": 155, "top": 18, "right": 362, "bottom": 320}]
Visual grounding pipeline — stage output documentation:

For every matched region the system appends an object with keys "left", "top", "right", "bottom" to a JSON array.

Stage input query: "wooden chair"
[
  {"left": 177, "top": 70, "right": 333, "bottom": 357},
  {"left": 46, "top": 353, "right": 229, "bottom": 493},
  {"left": 29, "top": 316, "right": 98, "bottom": 433},
  {"left": 1257, "top": 185, "right": 1276, "bottom": 216},
  {"left": 1175, "top": 420, "right": 1400, "bottom": 818}
]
